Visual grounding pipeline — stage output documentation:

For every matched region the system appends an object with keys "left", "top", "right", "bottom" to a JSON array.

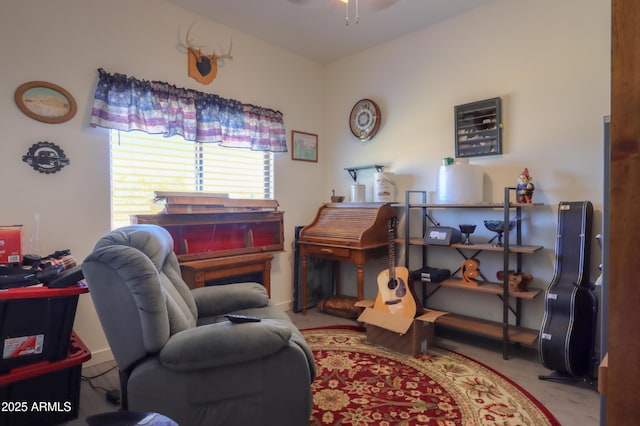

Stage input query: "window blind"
[{"left": 110, "top": 130, "right": 273, "bottom": 229}]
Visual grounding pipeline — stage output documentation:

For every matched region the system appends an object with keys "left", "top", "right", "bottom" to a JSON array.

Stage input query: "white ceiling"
[{"left": 163, "top": 0, "right": 494, "bottom": 64}]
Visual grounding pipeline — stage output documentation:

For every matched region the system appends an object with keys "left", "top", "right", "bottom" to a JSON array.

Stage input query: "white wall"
[
  {"left": 0, "top": 0, "right": 610, "bottom": 363},
  {"left": 0, "top": 0, "right": 326, "bottom": 365},
  {"left": 323, "top": 0, "right": 610, "bottom": 329}
]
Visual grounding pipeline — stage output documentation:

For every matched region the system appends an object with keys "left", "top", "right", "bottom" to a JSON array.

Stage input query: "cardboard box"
[
  {"left": 355, "top": 299, "right": 448, "bottom": 356},
  {"left": 598, "top": 353, "right": 608, "bottom": 395},
  {"left": 365, "top": 321, "right": 434, "bottom": 356},
  {"left": 0, "top": 226, "right": 22, "bottom": 264}
]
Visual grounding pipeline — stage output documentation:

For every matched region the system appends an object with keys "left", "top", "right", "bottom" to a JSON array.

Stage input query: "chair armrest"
[
  {"left": 159, "top": 319, "right": 291, "bottom": 371},
  {"left": 191, "top": 282, "right": 269, "bottom": 317}
]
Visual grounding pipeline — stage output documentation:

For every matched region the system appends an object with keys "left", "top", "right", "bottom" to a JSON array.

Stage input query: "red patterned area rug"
[{"left": 303, "top": 326, "right": 560, "bottom": 426}]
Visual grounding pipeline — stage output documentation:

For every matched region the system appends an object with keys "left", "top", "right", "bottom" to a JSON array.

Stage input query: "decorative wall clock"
[{"left": 349, "top": 98, "right": 381, "bottom": 142}]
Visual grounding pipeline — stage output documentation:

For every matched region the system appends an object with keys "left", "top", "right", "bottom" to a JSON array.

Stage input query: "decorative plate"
[{"left": 349, "top": 98, "right": 381, "bottom": 141}]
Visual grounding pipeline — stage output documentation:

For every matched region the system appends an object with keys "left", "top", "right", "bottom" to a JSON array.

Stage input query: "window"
[{"left": 110, "top": 130, "right": 274, "bottom": 229}]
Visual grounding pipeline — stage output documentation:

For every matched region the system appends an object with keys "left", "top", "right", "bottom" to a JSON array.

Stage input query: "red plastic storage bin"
[
  {"left": 0, "top": 332, "right": 91, "bottom": 426},
  {"left": 0, "top": 283, "right": 88, "bottom": 373}
]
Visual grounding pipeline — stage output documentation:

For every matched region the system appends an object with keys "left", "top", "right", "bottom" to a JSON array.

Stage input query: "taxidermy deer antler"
[{"left": 184, "top": 22, "right": 233, "bottom": 84}]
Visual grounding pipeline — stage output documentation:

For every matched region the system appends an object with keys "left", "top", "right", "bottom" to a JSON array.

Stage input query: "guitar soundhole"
[
  {"left": 387, "top": 278, "right": 398, "bottom": 290},
  {"left": 391, "top": 278, "right": 407, "bottom": 297}
]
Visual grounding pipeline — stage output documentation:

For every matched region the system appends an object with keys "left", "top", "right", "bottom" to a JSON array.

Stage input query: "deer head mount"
[{"left": 183, "top": 22, "right": 233, "bottom": 85}]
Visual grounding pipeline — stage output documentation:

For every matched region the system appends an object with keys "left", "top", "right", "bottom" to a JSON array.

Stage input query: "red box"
[{"left": 0, "top": 226, "right": 22, "bottom": 264}]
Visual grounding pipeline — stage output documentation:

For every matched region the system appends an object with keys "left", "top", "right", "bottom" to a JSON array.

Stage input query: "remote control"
[{"left": 225, "top": 314, "right": 262, "bottom": 323}]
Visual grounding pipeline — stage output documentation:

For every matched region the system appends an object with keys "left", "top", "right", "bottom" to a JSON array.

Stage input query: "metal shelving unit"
[{"left": 401, "top": 188, "right": 543, "bottom": 359}]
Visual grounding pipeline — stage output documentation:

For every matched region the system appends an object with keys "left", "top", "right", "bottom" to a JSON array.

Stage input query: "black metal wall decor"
[
  {"left": 454, "top": 97, "right": 502, "bottom": 158},
  {"left": 22, "top": 141, "right": 70, "bottom": 174}
]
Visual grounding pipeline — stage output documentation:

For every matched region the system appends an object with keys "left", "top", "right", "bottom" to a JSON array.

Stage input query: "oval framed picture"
[{"left": 14, "top": 81, "right": 77, "bottom": 124}]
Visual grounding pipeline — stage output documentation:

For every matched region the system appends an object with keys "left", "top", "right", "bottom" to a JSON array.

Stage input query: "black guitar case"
[{"left": 539, "top": 201, "right": 597, "bottom": 378}]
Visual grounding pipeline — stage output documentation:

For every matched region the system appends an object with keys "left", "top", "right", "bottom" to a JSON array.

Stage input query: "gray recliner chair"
[{"left": 81, "top": 225, "right": 316, "bottom": 426}]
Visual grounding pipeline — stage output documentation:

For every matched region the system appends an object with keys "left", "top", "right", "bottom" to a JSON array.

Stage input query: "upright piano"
[{"left": 298, "top": 202, "right": 396, "bottom": 314}]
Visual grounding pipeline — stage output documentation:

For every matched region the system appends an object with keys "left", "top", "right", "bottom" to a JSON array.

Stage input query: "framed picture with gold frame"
[
  {"left": 291, "top": 130, "right": 318, "bottom": 162},
  {"left": 14, "top": 81, "right": 77, "bottom": 124}
]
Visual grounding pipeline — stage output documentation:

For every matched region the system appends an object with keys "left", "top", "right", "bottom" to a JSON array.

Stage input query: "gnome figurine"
[{"left": 516, "top": 168, "right": 535, "bottom": 203}]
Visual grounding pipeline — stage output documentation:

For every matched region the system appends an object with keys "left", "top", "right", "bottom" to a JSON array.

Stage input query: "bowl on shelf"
[
  {"left": 483, "top": 218, "right": 519, "bottom": 247},
  {"left": 458, "top": 224, "right": 476, "bottom": 245}
]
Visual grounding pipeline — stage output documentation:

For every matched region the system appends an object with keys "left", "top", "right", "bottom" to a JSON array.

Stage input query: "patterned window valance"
[{"left": 89, "top": 69, "right": 287, "bottom": 152}]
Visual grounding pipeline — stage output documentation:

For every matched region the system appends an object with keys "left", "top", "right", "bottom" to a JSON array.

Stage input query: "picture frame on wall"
[
  {"left": 291, "top": 130, "right": 318, "bottom": 162},
  {"left": 14, "top": 81, "right": 77, "bottom": 124},
  {"left": 454, "top": 97, "right": 502, "bottom": 158}
]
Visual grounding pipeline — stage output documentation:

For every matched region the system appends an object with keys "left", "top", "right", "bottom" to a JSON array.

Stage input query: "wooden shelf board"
[
  {"left": 404, "top": 238, "right": 542, "bottom": 254},
  {"left": 393, "top": 202, "right": 543, "bottom": 209},
  {"left": 430, "top": 278, "right": 542, "bottom": 299},
  {"left": 435, "top": 313, "right": 539, "bottom": 345},
  {"left": 450, "top": 243, "right": 543, "bottom": 254}
]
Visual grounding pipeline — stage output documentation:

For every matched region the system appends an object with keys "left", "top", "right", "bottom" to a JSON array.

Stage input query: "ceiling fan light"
[{"left": 341, "top": 0, "right": 359, "bottom": 26}]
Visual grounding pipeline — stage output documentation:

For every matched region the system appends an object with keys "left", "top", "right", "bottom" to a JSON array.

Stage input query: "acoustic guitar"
[{"left": 374, "top": 217, "right": 420, "bottom": 318}]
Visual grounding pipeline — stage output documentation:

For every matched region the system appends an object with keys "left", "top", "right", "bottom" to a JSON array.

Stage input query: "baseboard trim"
[
  {"left": 275, "top": 299, "right": 294, "bottom": 311},
  {"left": 84, "top": 347, "right": 114, "bottom": 367}
]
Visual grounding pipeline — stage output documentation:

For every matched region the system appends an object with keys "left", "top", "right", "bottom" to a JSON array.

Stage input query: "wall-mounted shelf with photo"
[{"left": 454, "top": 97, "right": 502, "bottom": 158}]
